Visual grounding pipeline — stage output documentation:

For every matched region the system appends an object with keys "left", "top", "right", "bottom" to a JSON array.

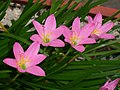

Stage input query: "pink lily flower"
[
  {"left": 88, "top": 12, "right": 115, "bottom": 40},
  {"left": 100, "top": 78, "right": 120, "bottom": 90},
  {"left": 63, "top": 17, "right": 96, "bottom": 52},
  {"left": 30, "top": 14, "right": 65, "bottom": 47},
  {"left": 3, "top": 42, "right": 46, "bottom": 76}
]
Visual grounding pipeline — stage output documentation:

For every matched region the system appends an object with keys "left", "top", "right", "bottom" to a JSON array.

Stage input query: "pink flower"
[
  {"left": 100, "top": 78, "right": 120, "bottom": 90},
  {"left": 30, "top": 14, "right": 65, "bottom": 47},
  {"left": 3, "top": 42, "right": 46, "bottom": 76},
  {"left": 63, "top": 17, "right": 96, "bottom": 52},
  {"left": 88, "top": 12, "right": 115, "bottom": 40}
]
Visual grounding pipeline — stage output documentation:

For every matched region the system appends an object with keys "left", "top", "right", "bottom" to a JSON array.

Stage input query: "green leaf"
[
  {"left": 84, "top": 39, "right": 120, "bottom": 53},
  {"left": 60, "top": 71, "right": 93, "bottom": 89},
  {"left": 0, "top": 33, "right": 31, "bottom": 45},
  {"left": 0, "top": 70, "right": 12, "bottom": 73},
  {"left": 55, "top": 0, "right": 72, "bottom": 17},
  {"left": 19, "top": 80, "right": 59, "bottom": 90},
  {"left": 86, "top": 50, "right": 120, "bottom": 57},
  {"left": 57, "top": 3, "right": 78, "bottom": 25},
  {"left": 0, "top": 73, "right": 10, "bottom": 78},
  {"left": 50, "top": 0, "right": 62, "bottom": 14},
  {"left": 21, "top": 0, "right": 33, "bottom": 15},
  {"left": 0, "top": 0, "right": 11, "bottom": 20}
]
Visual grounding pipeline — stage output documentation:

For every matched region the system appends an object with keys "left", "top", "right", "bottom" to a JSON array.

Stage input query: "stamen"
[
  {"left": 42, "top": 33, "right": 51, "bottom": 43},
  {"left": 92, "top": 29, "right": 100, "bottom": 35},
  {"left": 17, "top": 54, "right": 31, "bottom": 70},
  {"left": 70, "top": 35, "right": 80, "bottom": 46}
]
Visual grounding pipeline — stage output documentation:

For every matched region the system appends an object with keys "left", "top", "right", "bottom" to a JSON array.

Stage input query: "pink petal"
[
  {"left": 64, "top": 38, "right": 71, "bottom": 44},
  {"left": 49, "top": 39, "right": 65, "bottom": 47},
  {"left": 79, "top": 23, "right": 95, "bottom": 38},
  {"left": 44, "top": 14, "right": 56, "bottom": 31},
  {"left": 95, "top": 22, "right": 102, "bottom": 29},
  {"left": 30, "top": 34, "right": 42, "bottom": 44},
  {"left": 103, "top": 80, "right": 111, "bottom": 87},
  {"left": 42, "top": 42, "right": 50, "bottom": 46},
  {"left": 33, "top": 20, "right": 44, "bottom": 38},
  {"left": 100, "top": 22, "right": 114, "bottom": 33},
  {"left": 26, "top": 66, "right": 45, "bottom": 76},
  {"left": 80, "top": 38, "right": 96, "bottom": 44},
  {"left": 72, "top": 17, "right": 80, "bottom": 35},
  {"left": 91, "top": 34, "right": 100, "bottom": 40},
  {"left": 99, "top": 34, "right": 115, "bottom": 39},
  {"left": 13, "top": 42, "right": 24, "bottom": 60},
  {"left": 50, "top": 25, "right": 65, "bottom": 41},
  {"left": 88, "top": 16, "right": 93, "bottom": 23},
  {"left": 106, "top": 78, "right": 120, "bottom": 89},
  {"left": 63, "top": 26, "right": 72, "bottom": 40},
  {"left": 94, "top": 12, "right": 102, "bottom": 24},
  {"left": 3, "top": 58, "right": 17, "bottom": 68},
  {"left": 100, "top": 78, "right": 120, "bottom": 90},
  {"left": 25, "top": 42, "right": 40, "bottom": 58},
  {"left": 72, "top": 45, "right": 85, "bottom": 52},
  {"left": 31, "top": 54, "right": 47, "bottom": 66}
]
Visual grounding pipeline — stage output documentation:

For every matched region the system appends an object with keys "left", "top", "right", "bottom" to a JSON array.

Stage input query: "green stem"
[
  {"left": 0, "top": 21, "right": 9, "bottom": 33},
  {"left": 68, "top": 53, "right": 80, "bottom": 63},
  {"left": 12, "top": 73, "right": 21, "bottom": 82},
  {"left": 59, "top": 47, "right": 72, "bottom": 62}
]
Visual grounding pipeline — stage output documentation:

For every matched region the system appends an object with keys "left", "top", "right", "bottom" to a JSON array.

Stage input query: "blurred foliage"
[{"left": 0, "top": 0, "right": 120, "bottom": 90}]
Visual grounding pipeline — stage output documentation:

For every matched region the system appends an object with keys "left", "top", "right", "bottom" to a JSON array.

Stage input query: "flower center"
[
  {"left": 70, "top": 35, "right": 80, "bottom": 46},
  {"left": 92, "top": 29, "right": 100, "bottom": 35},
  {"left": 42, "top": 33, "right": 51, "bottom": 43},
  {"left": 18, "top": 54, "right": 31, "bottom": 70}
]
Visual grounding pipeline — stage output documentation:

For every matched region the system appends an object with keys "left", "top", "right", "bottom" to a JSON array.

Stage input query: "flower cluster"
[
  {"left": 3, "top": 13, "right": 117, "bottom": 89},
  {"left": 30, "top": 13, "right": 115, "bottom": 52},
  {"left": 3, "top": 13, "right": 115, "bottom": 76}
]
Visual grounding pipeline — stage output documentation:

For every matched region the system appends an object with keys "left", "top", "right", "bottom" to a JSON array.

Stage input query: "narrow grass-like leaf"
[
  {"left": 0, "top": 33, "right": 31, "bottom": 45},
  {"left": 20, "top": 0, "right": 33, "bottom": 15},
  {"left": 84, "top": 39, "right": 120, "bottom": 53},
  {"left": 86, "top": 50, "right": 120, "bottom": 56},
  {"left": 0, "top": 0, "right": 11, "bottom": 20}
]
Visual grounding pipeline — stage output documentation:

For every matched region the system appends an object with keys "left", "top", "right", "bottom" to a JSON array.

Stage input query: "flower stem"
[
  {"left": 0, "top": 21, "right": 9, "bottom": 33},
  {"left": 59, "top": 47, "right": 73, "bottom": 62},
  {"left": 12, "top": 73, "right": 21, "bottom": 82},
  {"left": 68, "top": 53, "right": 80, "bottom": 63}
]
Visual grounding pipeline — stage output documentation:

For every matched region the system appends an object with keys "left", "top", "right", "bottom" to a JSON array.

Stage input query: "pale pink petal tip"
[
  {"left": 100, "top": 34, "right": 115, "bottom": 39},
  {"left": 72, "top": 17, "right": 80, "bottom": 32},
  {"left": 73, "top": 45, "right": 85, "bottom": 52},
  {"left": 26, "top": 66, "right": 45, "bottom": 76},
  {"left": 45, "top": 14, "right": 56, "bottom": 30},
  {"left": 100, "top": 22, "right": 114, "bottom": 33},
  {"left": 13, "top": 42, "right": 24, "bottom": 60},
  {"left": 3, "top": 58, "right": 17, "bottom": 68},
  {"left": 49, "top": 39, "right": 65, "bottom": 47},
  {"left": 94, "top": 12, "right": 102, "bottom": 23},
  {"left": 25, "top": 42, "right": 40, "bottom": 57},
  {"left": 88, "top": 16, "right": 93, "bottom": 23},
  {"left": 30, "top": 34, "right": 41, "bottom": 43}
]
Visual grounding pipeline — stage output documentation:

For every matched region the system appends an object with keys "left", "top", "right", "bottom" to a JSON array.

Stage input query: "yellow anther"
[
  {"left": 92, "top": 29, "right": 100, "bottom": 35},
  {"left": 42, "top": 33, "right": 51, "bottom": 43},
  {"left": 17, "top": 55, "right": 31, "bottom": 70},
  {"left": 70, "top": 35, "right": 80, "bottom": 46}
]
